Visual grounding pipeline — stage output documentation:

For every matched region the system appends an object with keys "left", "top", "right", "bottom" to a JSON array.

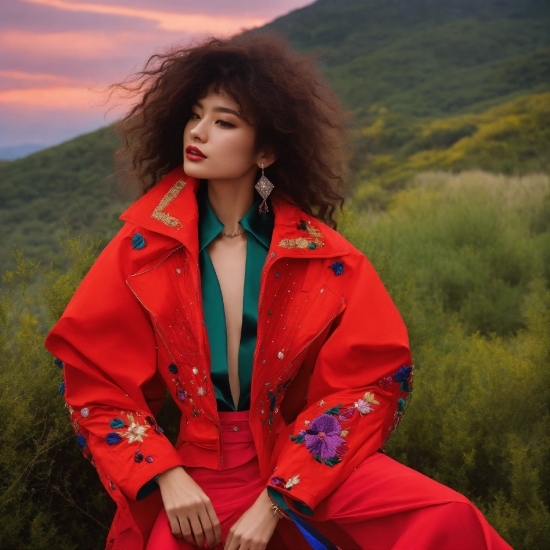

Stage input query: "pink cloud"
[{"left": 21, "top": 0, "right": 267, "bottom": 33}]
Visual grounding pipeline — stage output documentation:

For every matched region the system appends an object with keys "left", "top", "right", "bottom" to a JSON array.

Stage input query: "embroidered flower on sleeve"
[
  {"left": 123, "top": 421, "right": 149, "bottom": 444},
  {"left": 291, "top": 413, "right": 347, "bottom": 467},
  {"left": 271, "top": 475, "right": 301, "bottom": 491},
  {"left": 354, "top": 392, "right": 380, "bottom": 416}
]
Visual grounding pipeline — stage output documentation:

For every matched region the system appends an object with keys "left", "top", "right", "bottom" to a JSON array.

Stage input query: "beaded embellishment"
[
  {"left": 151, "top": 179, "right": 186, "bottom": 228},
  {"left": 279, "top": 220, "right": 324, "bottom": 250}
]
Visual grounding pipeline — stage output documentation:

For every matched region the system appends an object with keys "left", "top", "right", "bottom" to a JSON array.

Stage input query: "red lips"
[{"left": 185, "top": 145, "right": 206, "bottom": 161}]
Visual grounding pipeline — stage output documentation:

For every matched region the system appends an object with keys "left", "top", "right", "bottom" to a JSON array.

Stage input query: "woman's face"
[{"left": 183, "top": 88, "right": 262, "bottom": 185}]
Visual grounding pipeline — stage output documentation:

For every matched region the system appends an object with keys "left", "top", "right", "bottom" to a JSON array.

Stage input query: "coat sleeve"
[
  {"left": 45, "top": 227, "right": 185, "bottom": 501},
  {"left": 268, "top": 253, "right": 413, "bottom": 514}
]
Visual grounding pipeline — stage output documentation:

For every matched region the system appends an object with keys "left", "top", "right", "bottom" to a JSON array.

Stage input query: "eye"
[
  {"left": 189, "top": 112, "right": 200, "bottom": 120},
  {"left": 217, "top": 119, "right": 235, "bottom": 128}
]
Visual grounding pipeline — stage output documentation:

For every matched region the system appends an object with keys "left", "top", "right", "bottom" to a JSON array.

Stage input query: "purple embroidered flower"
[
  {"left": 176, "top": 389, "right": 187, "bottom": 402},
  {"left": 304, "top": 414, "right": 345, "bottom": 460},
  {"left": 270, "top": 476, "right": 286, "bottom": 488},
  {"left": 393, "top": 366, "right": 413, "bottom": 382},
  {"left": 338, "top": 407, "right": 355, "bottom": 421},
  {"left": 328, "top": 261, "right": 344, "bottom": 276},
  {"left": 145, "top": 456, "right": 154, "bottom": 463},
  {"left": 378, "top": 376, "right": 393, "bottom": 389}
]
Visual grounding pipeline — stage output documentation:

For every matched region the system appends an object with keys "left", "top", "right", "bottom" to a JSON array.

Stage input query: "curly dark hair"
[{"left": 113, "top": 33, "right": 348, "bottom": 227}]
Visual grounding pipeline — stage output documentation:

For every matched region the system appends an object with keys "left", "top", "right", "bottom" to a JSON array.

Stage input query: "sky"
[{"left": 0, "top": 0, "right": 314, "bottom": 152}]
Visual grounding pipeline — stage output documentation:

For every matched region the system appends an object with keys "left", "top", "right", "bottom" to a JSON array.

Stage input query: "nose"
[{"left": 189, "top": 119, "right": 207, "bottom": 142}]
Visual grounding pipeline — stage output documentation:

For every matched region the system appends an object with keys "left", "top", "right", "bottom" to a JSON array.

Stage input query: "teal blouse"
[{"left": 197, "top": 184, "right": 274, "bottom": 411}]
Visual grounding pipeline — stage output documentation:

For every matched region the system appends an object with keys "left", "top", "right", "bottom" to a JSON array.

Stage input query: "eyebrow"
[{"left": 194, "top": 100, "right": 242, "bottom": 119}]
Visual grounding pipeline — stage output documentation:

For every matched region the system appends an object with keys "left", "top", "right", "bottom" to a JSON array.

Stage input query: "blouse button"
[{"left": 233, "top": 426, "right": 239, "bottom": 432}]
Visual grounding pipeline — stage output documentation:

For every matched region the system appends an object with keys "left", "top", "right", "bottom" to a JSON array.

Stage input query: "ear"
[{"left": 256, "top": 148, "right": 276, "bottom": 169}]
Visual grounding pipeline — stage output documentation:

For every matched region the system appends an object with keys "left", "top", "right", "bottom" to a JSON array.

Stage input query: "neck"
[{"left": 206, "top": 179, "right": 255, "bottom": 234}]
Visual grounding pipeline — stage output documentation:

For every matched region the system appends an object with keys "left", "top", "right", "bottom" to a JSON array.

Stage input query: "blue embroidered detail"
[
  {"left": 296, "top": 220, "right": 308, "bottom": 231},
  {"left": 131, "top": 233, "right": 146, "bottom": 250},
  {"left": 134, "top": 450, "right": 144, "bottom": 463},
  {"left": 106, "top": 432, "right": 122, "bottom": 445},
  {"left": 76, "top": 434, "right": 86, "bottom": 449},
  {"left": 328, "top": 261, "right": 344, "bottom": 276},
  {"left": 308, "top": 242, "right": 317, "bottom": 250},
  {"left": 58, "top": 381, "right": 65, "bottom": 395},
  {"left": 54, "top": 358, "right": 64, "bottom": 369},
  {"left": 154, "top": 425, "right": 164, "bottom": 435},
  {"left": 393, "top": 366, "right": 413, "bottom": 382},
  {"left": 381, "top": 365, "right": 415, "bottom": 443},
  {"left": 109, "top": 418, "right": 125, "bottom": 429},
  {"left": 168, "top": 363, "right": 178, "bottom": 374},
  {"left": 145, "top": 416, "right": 156, "bottom": 426},
  {"left": 145, "top": 456, "right": 154, "bottom": 463}
]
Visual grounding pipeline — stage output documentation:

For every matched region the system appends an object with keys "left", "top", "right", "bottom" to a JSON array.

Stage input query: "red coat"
[{"left": 46, "top": 167, "right": 412, "bottom": 549}]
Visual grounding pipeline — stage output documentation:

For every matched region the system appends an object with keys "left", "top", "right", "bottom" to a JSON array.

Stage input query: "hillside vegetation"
[
  {"left": 2, "top": 171, "right": 549, "bottom": 549},
  {"left": 262, "top": 0, "right": 550, "bottom": 120},
  {"left": 354, "top": 92, "right": 550, "bottom": 206},
  {"left": 1, "top": 0, "right": 548, "bottom": 272},
  {"left": 1, "top": 2, "right": 549, "bottom": 545}
]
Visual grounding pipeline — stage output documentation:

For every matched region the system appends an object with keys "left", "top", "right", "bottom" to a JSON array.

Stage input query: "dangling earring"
[{"left": 255, "top": 162, "right": 274, "bottom": 214}]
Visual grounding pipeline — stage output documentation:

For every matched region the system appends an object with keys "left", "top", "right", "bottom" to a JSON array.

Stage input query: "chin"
[{"left": 182, "top": 162, "right": 207, "bottom": 179}]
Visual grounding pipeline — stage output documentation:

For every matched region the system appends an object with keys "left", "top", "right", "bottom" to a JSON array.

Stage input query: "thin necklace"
[{"left": 222, "top": 229, "right": 245, "bottom": 237}]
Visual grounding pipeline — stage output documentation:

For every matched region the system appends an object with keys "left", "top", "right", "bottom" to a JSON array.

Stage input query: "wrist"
[{"left": 266, "top": 491, "right": 288, "bottom": 520}]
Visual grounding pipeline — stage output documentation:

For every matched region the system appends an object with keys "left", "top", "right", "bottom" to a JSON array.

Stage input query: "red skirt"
[{"left": 146, "top": 411, "right": 511, "bottom": 550}]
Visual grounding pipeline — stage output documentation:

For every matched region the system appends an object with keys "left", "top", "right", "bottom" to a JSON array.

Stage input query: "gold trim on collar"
[
  {"left": 279, "top": 220, "right": 324, "bottom": 250},
  {"left": 151, "top": 179, "right": 186, "bottom": 228}
]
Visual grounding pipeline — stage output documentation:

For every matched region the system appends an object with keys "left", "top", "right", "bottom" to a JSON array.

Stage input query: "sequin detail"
[
  {"left": 279, "top": 220, "right": 324, "bottom": 250},
  {"left": 151, "top": 179, "right": 186, "bottom": 228},
  {"left": 131, "top": 233, "right": 146, "bottom": 250}
]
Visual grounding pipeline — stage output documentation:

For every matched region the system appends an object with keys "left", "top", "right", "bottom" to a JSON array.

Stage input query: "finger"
[
  {"left": 204, "top": 500, "right": 223, "bottom": 545},
  {"left": 198, "top": 510, "right": 217, "bottom": 548},
  {"left": 224, "top": 528, "right": 234, "bottom": 550},
  {"left": 188, "top": 514, "right": 206, "bottom": 549},
  {"left": 166, "top": 512, "right": 183, "bottom": 539},
  {"left": 177, "top": 516, "right": 196, "bottom": 545}
]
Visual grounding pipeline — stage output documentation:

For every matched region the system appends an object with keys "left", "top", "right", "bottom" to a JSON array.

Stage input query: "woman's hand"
[
  {"left": 157, "top": 466, "right": 223, "bottom": 548},
  {"left": 224, "top": 488, "right": 279, "bottom": 550}
]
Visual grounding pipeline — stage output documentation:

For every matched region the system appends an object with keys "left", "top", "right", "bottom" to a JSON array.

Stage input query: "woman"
[{"left": 46, "top": 35, "right": 511, "bottom": 550}]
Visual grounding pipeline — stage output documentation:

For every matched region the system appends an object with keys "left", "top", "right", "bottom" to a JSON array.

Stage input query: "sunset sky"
[{"left": 0, "top": 0, "right": 313, "bottom": 152}]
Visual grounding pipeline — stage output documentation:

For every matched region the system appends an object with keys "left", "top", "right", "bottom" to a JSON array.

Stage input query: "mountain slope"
[
  {"left": 1, "top": 0, "right": 549, "bottom": 272},
  {"left": 259, "top": 0, "right": 550, "bottom": 120}
]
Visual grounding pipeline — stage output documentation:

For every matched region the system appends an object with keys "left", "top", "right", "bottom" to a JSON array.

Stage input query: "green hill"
[
  {"left": 1, "top": 0, "right": 549, "bottom": 272},
  {"left": 261, "top": 0, "right": 550, "bottom": 120}
]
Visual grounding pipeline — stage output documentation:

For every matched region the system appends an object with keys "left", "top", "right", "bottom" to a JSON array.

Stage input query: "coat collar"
[{"left": 120, "top": 167, "right": 349, "bottom": 260}]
